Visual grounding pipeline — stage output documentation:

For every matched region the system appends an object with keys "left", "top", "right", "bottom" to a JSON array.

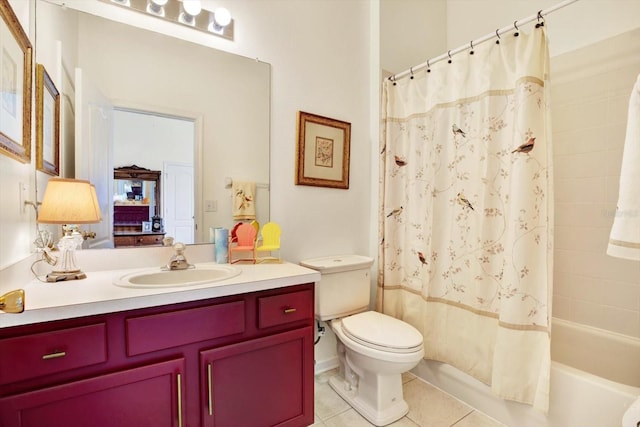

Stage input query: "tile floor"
[{"left": 312, "top": 369, "right": 505, "bottom": 427}]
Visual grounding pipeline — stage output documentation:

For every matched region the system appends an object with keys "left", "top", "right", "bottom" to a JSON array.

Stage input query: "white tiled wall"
[{"left": 551, "top": 28, "right": 640, "bottom": 339}]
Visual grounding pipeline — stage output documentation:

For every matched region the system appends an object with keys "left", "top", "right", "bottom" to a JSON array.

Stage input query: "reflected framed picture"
[
  {"left": 36, "top": 64, "right": 60, "bottom": 176},
  {"left": 142, "top": 221, "right": 152, "bottom": 232},
  {"left": 0, "top": 0, "right": 33, "bottom": 163},
  {"left": 295, "top": 111, "right": 351, "bottom": 189}
]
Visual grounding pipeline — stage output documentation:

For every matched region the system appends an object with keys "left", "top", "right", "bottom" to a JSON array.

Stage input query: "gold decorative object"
[{"left": 0, "top": 289, "right": 25, "bottom": 313}]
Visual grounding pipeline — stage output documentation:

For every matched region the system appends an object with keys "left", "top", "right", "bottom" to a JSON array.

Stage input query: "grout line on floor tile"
[{"left": 450, "top": 410, "right": 475, "bottom": 426}]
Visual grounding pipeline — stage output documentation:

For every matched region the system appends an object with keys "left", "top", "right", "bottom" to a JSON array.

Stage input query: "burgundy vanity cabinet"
[
  {"left": 0, "top": 358, "right": 186, "bottom": 427},
  {"left": 0, "top": 283, "right": 315, "bottom": 427},
  {"left": 200, "top": 288, "right": 315, "bottom": 427}
]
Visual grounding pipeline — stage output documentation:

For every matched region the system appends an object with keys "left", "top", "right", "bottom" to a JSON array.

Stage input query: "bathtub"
[{"left": 411, "top": 318, "right": 640, "bottom": 427}]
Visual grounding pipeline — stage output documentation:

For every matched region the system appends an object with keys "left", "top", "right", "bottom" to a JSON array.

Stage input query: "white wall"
[
  {"left": 0, "top": 0, "right": 36, "bottom": 269},
  {"left": 551, "top": 29, "right": 640, "bottom": 339},
  {"left": 380, "top": 0, "right": 447, "bottom": 75},
  {"left": 446, "top": 0, "right": 640, "bottom": 58},
  {"left": 380, "top": 0, "right": 640, "bottom": 76}
]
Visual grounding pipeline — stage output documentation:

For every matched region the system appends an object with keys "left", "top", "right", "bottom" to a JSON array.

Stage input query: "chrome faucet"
[{"left": 166, "top": 242, "right": 193, "bottom": 270}]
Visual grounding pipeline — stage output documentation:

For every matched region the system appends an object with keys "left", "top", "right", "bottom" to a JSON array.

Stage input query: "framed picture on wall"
[
  {"left": 0, "top": 0, "right": 33, "bottom": 163},
  {"left": 36, "top": 64, "right": 60, "bottom": 176},
  {"left": 295, "top": 111, "right": 351, "bottom": 189}
]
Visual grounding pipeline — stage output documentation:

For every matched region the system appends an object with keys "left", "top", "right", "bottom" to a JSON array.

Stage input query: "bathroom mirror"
[{"left": 34, "top": 0, "right": 271, "bottom": 246}]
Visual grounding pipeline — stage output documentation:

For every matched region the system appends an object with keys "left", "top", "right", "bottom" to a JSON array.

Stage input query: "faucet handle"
[{"left": 173, "top": 242, "right": 186, "bottom": 253}]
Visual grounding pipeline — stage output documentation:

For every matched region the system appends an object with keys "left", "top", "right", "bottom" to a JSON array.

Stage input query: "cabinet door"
[
  {"left": 201, "top": 327, "right": 313, "bottom": 427},
  {"left": 0, "top": 358, "right": 185, "bottom": 427}
]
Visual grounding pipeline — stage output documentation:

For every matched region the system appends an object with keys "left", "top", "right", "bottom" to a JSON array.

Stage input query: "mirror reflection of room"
[
  {"left": 32, "top": 0, "right": 270, "bottom": 248},
  {"left": 113, "top": 109, "right": 196, "bottom": 245},
  {"left": 114, "top": 179, "right": 154, "bottom": 204}
]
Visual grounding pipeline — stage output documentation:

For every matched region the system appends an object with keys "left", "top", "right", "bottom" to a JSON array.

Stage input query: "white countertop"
[{"left": 0, "top": 262, "right": 320, "bottom": 329}]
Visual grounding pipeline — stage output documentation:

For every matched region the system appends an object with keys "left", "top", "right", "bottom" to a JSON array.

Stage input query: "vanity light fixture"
[
  {"left": 146, "top": 0, "right": 168, "bottom": 17},
  {"left": 101, "top": 0, "right": 234, "bottom": 41},
  {"left": 111, "top": 0, "right": 132, "bottom": 6},
  {"left": 208, "top": 7, "right": 231, "bottom": 33},
  {"left": 179, "top": 0, "right": 201, "bottom": 25},
  {"left": 37, "top": 178, "right": 102, "bottom": 282}
]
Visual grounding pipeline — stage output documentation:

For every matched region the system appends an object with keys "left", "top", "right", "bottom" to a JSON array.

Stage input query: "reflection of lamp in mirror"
[
  {"left": 208, "top": 7, "right": 231, "bottom": 33},
  {"left": 179, "top": 0, "right": 202, "bottom": 26},
  {"left": 37, "top": 178, "right": 102, "bottom": 282},
  {"left": 147, "top": 0, "right": 168, "bottom": 17}
]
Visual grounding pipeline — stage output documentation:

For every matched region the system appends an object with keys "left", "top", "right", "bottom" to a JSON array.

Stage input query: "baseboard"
[{"left": 314, "top": 356, "right": 339, "bottom": 375}]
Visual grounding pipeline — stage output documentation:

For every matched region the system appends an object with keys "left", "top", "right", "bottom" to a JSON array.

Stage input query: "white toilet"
[{"left": 300, "top": 255, "right": 424, "bottom": 426}]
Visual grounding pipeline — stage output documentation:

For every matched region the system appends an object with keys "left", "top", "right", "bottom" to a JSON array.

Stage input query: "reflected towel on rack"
[
  {"left": 607, "top": 73, "right": 640, "bottom": 260},
  {"left": 232, "top": 181, "right": 256, "bottom": 220}
]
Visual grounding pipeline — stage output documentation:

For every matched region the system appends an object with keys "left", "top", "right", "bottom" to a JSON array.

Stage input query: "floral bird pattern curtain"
[{"left": 378, "top": 28, "right": 553, "bottom": 410}]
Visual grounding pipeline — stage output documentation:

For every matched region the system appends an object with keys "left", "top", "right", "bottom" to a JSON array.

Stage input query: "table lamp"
[{"left": 37, "top": 178, "right": 102, "bottom": 282}]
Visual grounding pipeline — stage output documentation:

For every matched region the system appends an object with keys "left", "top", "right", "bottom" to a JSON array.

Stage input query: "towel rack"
[{"left": 225, "top": 177, "right": 270, "bottom": 190}]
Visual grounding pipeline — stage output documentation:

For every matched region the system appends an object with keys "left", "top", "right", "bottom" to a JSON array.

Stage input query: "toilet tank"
[{"left": 300, "top": 255, "right": 374, "bottom": 321}]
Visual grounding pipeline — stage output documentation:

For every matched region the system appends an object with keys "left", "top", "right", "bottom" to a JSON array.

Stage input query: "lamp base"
[{"left": 46, "top": 270, "right": 87, "bottom": 282}]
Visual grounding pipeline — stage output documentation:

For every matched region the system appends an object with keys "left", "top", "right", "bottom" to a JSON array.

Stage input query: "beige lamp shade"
[{"left": 38, "top": 178, "right": 102, "bottom": 224}]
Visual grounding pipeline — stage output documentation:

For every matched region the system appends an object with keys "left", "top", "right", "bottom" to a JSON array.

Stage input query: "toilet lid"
[{"left": 341, "top": 311, "right": 423, "bottom": 353}]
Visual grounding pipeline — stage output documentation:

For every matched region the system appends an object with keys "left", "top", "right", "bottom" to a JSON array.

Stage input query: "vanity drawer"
[
  {"left": 0, "top": 323, "right": 107, "bottom": 385},
  {"left": 258, "top": 289, "right": 313, "bottom": 329},
  {"left": 126, "top": 300, "right": 245, "bottom": 356},
  {"left": 114, "top": 235, "right": 136, "bottom": 247},
  {"left": 137, "top": 234, "right": 164, "bottom": 246}
]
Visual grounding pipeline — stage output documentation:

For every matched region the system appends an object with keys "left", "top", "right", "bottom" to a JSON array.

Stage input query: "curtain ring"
[
  {"left": 392, "top": 75, "right": 397, "bottom": 86},
  {"left": 447, "top": 50, "right": 452, "bottom": 64},
  {"left": 410, "top": 67, "right": 414, "bottom": 79},
  {"left": 513, "top": 21, "right": 519, "bottom": 37},
  {"left": 469, "top": 40, "right": 474, "bottom": 55},
  {"left": 535, "top": 10, "right": 545, "bottom": 28},
  {"left": 426, "top": 60, "right": 431, "bottom": 73},
  {"left": 495, "top": 29, "right": 501, "bottom": 45}
]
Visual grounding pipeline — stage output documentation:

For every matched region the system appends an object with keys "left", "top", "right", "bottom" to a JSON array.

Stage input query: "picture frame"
[
  {"left": 0, "top": 0, "right": 32, "bottom": 163},
  {"left": 142, "top": 221, "right": 152, "bottom": 232},
  {"left": 295, "top": 111, "right": 351, "bottom": 189},
  {"left": 36, "top": 64, "right": 60, "bottom": 176}
]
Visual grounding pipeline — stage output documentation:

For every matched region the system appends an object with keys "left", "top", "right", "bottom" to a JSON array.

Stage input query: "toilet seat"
[{"left": 340, "top": 311, "right": 423, "bottom": 354}]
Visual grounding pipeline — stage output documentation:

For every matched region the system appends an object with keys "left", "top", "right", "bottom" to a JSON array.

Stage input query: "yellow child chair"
[
  {"left": 228, "top": 222, "right": 257, "bottom": 264},
  {"left": 255, "top": 222, "right": 281, "bottom": 263}
]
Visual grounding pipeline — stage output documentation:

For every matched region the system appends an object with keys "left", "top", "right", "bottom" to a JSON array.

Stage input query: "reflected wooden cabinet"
[{"left": 113, "top": 165, "right": 164, "bottom": 247}]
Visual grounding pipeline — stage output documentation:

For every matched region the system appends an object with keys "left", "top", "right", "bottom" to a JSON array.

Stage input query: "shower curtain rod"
[{"left": 391, "top": 0, "right": 580, "bottom": 81}]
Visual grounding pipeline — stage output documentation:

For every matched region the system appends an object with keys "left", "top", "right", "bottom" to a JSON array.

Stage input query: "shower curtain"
[{"left": 378, "top": 28, "right": 553, "bottom": 411}]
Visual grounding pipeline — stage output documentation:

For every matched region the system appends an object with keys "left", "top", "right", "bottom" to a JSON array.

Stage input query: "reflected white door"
[
  {"left": 75, "top": 68, "right": 113, "bottom": 249},
  {"left": 163, "top": 162, "right": 194, "bottom": 244}
]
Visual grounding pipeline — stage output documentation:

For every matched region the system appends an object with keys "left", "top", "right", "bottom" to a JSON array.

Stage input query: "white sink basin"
[{"left": 114, "top": 265, "right": 241, "bottom": 288}]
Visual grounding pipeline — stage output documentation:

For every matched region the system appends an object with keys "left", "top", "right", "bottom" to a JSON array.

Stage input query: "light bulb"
[
  {"left": 147, "top": 0, "right": 168, "bottom": 16},
  {"left": 213, "top": 7, "right": 231, "bottom": 27},
  {"left": 183, "top": 0, "right": 202, "bottom": 16}
]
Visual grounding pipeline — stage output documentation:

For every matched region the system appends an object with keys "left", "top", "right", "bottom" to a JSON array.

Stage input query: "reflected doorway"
[{"left": 113, "top": 109, "right": 196, "bottom": 244}]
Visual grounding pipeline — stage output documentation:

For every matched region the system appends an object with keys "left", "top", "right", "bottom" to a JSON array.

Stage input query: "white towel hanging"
[{"left": 607, "top": 73, "right": 640, "bottom": 261}]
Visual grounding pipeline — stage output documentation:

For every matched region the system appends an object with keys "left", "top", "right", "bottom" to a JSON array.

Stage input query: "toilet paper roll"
[
  {"left": 214, "top": 228, "right": 229, "bottom": 264},
  {"left": 623, "top": 395, "right": 640, "bottom": 427}
]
